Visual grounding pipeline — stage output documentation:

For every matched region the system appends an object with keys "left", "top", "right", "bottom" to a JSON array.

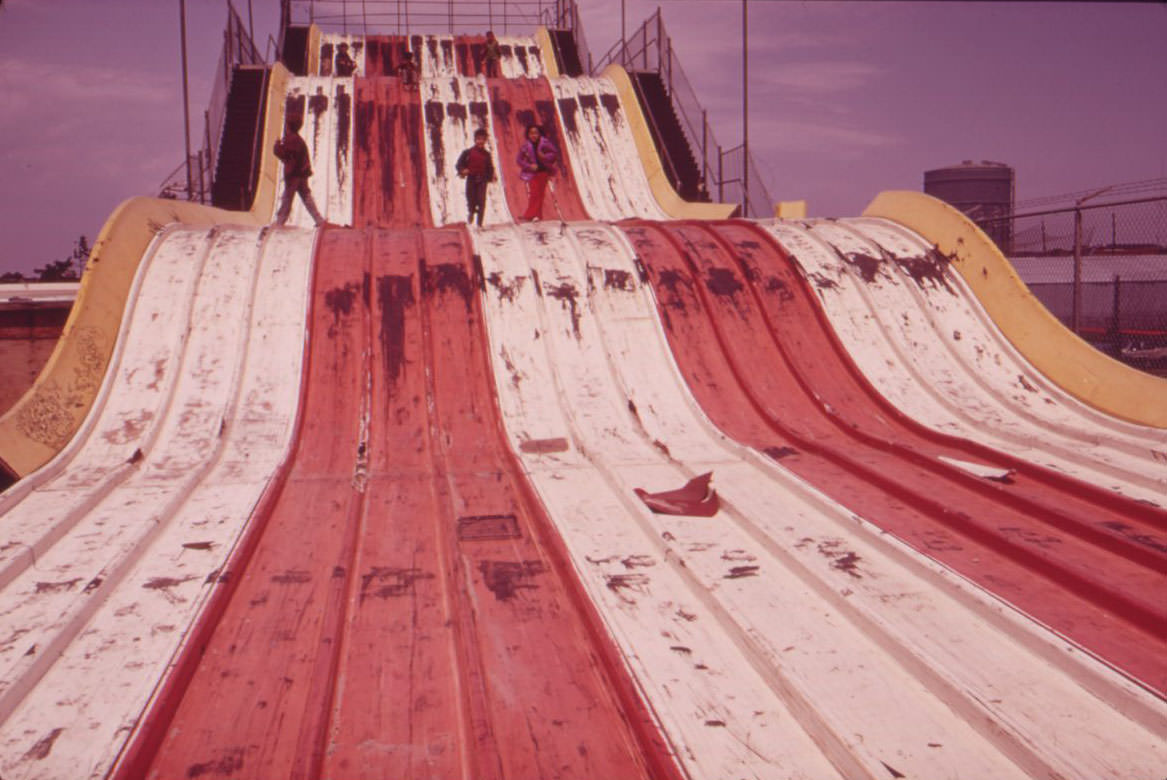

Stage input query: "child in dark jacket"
[
  {"left": 273, "top": 115, "right": 325, "bottom": 227},
  {"left": 456, "top": 128, "right": 496, "bottom": 226}
]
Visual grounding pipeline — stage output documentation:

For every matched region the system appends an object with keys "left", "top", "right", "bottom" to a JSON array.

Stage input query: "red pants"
[{"left": 521, "top": 172, "right": 549, "bottom": 220}]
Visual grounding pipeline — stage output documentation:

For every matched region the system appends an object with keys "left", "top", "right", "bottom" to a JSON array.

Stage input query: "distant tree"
[
  {"left": 34, "top": 235, "right": 90, "bottom": 281},
  {"left": 0, "top": 271, "right": 24, "bottom": 283}
]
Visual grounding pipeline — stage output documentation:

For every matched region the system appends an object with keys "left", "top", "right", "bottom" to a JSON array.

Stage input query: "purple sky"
[{"left": 1, "top": 1, "right": 1164, "bottom": 277}]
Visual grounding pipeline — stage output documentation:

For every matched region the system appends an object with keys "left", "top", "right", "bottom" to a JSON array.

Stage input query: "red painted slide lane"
[
  {"left": 354, "top": 77, "right": 431, "bottom": 228},
  {"left": 623, "top": 220, "right": 1167, "bottom": 695},
  {"left": 117, "top": 228, "right": 680, "bottom": 780},
  {"left": 489, "top": 78, "right": 589, "bottom": 222}
]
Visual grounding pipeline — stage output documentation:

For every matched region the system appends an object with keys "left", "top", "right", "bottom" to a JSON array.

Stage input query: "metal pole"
[
  {"left": 1110, "top": 273, "right": 1121, "bottom": 356},
  {"left": 718, "top": 146, "right": 724, "bottom": 203},
  {"left": 179, "top": 0, "right": 193, "bottom": 201},
  {"left": 656, "top": 9, "right": 662, "bottom": 73},
  {"left": 621, "top": 0, "right": 626, "bottom": 64},
  {"left": 248, "top": 0, "right": 255, "bottom": 42},
  {"left": 701, "top": 110, "right": 707, "bottom": 191},
  {"left": 742, "top": 0, "right": 749, "bottom": 217},
  {"left": 1073, "top": 207, "right": 1082, "bottom": 333}
]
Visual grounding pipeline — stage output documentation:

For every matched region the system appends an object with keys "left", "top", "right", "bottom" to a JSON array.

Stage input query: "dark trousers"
[
  {"left": 465, "top": 177, "right": 488, "bottom": 225},
  {"left": 275, "top": 176, "right": 324, "bottom": 226}
]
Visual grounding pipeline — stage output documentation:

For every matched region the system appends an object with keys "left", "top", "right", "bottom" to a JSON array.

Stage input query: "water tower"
[{"left": 924, "top": 161, "right": 1015, "bottom": 253}]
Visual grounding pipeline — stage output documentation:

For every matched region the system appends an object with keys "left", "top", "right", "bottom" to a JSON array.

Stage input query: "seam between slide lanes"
[
  {"left": 477, "top": 226, "right": 847, "bottom": 779},
  {"left": 0, "top": 226, "right": 269, "bottom": 742},
  {"left": 0, "top": 227, "right": 215, "bottom": 591},
  {"left": 0, "top": 227, "right": 221, "bottom": 715},
  {"left": 0, "top": 224, "right": 180, "bottom": 514},
  {"left": 296, "top": 229, "right": 374, "bottom": 780},
  {"left": 517, "top": 225, "right": 887, "bottom": 780},
  {"left": 417, "top": 236, "right": 505, "bottom": 780},
  {"left": 9, "top": 227, "right": 316, "bottom": 779},
  {"left": 704, "top": 220, "right": 1167, "bottom": 591},
  {"left": 108, "top": 226, "right": 324, "bottom": 780},
  {"left": 833, "top": 216, "right": 1167, "bottom": 476},
  {"left": 460, "top": 224, "right": 686, "bottom": 780},
  {"left": 423, "top": 227, "right": 680, "bottom": 779},
  {"left": 566, "top": 224, "right": 1163, "bottom": 779},
  {"left": 761, "top": 218, "right": 1167, "bottom": 564},
  {"left": 632, "top": 219, "right": 1165, "bottom": 677},
  {"left": 848, "top": 216, "right": 1167, "bottom": 458},
  {"left": 862, "top": 191, "right": 1167, "bottom": 428},
  {"left": 787, "top": 217, "right": 1166, "bottom": 503},
  {"left": 602, "top": 223, "right": 1167, "bottom": 734},
  {"left": 721, "top": 219, "right": 1167, "bottom": 543}
]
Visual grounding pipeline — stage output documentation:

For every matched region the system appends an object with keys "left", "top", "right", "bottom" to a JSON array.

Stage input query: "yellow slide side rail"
[
  {"left": 600, "top": 64, "right": 737, "bottom": 221},
  {"left": 864, "top": 190, "right": 1167, "bottom": 429},
  {"left": 0, "top": 63, "right": 294, "bottom": 480}
]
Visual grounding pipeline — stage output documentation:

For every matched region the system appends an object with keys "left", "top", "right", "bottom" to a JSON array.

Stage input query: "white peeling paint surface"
[
  {"left": 0, "top": 226, "right": 314, "bottom": 779},
  {"left": 471, "top": 222, "right": 1167, "bottom": 780},
  {"left": 274, "top": 77, "right": 355, "bottom": 227},
  {"left": 318, "top": 33, "right": 366, "bottom": 77},
  {"left": 416, "top": 34, "right": 543, "bottom": 80},
  {"left": 760, "top": 218, "right": 1167, "bottom": 506},
  {"left": 420, "top": 75, "right": 512, "bottom": 227},
  {"left": 550, "top": 76, "right": 668, "bottom": 221}
]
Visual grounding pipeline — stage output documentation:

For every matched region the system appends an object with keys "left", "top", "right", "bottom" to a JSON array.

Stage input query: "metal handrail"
[
  {"left": 284, "top": 0, "right": 575, "bottom": 36},
  {"left": 978, "top": 195, "right": 1167, "bottom": 224},
  {"left": 593, "top": 8, "right": 771, "bottom": 215},
  {"left": 162, "top": 1, "right": 265, "bottom": 202}
]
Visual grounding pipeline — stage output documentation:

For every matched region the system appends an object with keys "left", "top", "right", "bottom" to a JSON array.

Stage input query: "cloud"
[
  {"left": 0, "top": 55, "right": 172, "bottom": 121},
  {"left": 757, "top": 61, "right": 885, "bottom": 94},
  {"left": 750, "top": 115, "right": 901, "bottom": 157}
]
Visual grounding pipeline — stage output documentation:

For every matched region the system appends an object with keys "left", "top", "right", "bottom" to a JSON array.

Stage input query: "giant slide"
[{"left": 0, "top": 28, "right": 1164, "bottom": 780}]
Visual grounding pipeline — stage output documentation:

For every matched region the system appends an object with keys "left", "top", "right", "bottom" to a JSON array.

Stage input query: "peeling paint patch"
[
  {"left": 764, "top": 445, "right": 798, "bottom": 460},
  {"left": 457, "top": 514, "right": 522, "bottom": 541},
  {"left": 270, "top": 570, "right": 312, "bottom": 585},
  {"left": 603, "top": 269, "right": 635, "bottom": 291},
  {"left": 186, "top": 747, "right": 245, "bottom": 777},
  {"left": 894, "top": 248, "right": 954, "bottom": 293},
  {"left": 705, "top": 267, "right": 743, "bottom": 297},
  {"left": 545, "top": 281, "right": 582, "bottom": 338},
  {"left": 35, "top": 578, "right": 82, "bottom": 594},
  {"left": 844, "top": 251, "right": 883, "bottom": 283},
  {"left": 479, "top": 560, "right": 546, "bottom": 600},
  {"left": 359, "top": 567, "right": 434, "bottom": 601},
  {"left": 519, "top": 437, "right": 570, "bottom": 454},
  {"left": 143, "top": 575, "right": 198, "bottom": 590},
  {"left": 376, "top": 274, "right": 415, "bottom": 386},
  {"left": 23, "top": 727, "right": 65, "bottom": 761}
]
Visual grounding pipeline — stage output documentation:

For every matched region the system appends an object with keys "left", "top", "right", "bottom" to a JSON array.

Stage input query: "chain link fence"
[{"left": 979, "top": 195, "right": 1167, "bottom": 376}]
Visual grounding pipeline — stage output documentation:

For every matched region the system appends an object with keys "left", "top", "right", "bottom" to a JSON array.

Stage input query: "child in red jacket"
[{"left": 456, "top": 128, "right": 496, "bottom": 226}]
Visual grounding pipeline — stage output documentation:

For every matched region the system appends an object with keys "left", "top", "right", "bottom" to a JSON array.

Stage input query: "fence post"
[
  {"left": 1109, "top": 274, "right": 1121, "bottom": 357},
  {"left": 702, "top": 110, "right": 707, "bottom": 193},
  {"left": 718, "top": 146, "right": 724, "bottom": 203},
  {"left": 1072, "top": 206, "right": 1083, "bottom": 334},
  {"left": 204, "top": 109, "right": 213, "bottom": 189}
]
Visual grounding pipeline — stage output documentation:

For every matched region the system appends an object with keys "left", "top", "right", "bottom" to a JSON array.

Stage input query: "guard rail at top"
[
  {"left": 0, "top": 64, "right": 294, "bottom": 485},
  {"left": 601, "top": 64, "right": 737, "bottom": 221},
  {"left": 864, "top": 190, "right": 1167, "bottom": 429}
]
